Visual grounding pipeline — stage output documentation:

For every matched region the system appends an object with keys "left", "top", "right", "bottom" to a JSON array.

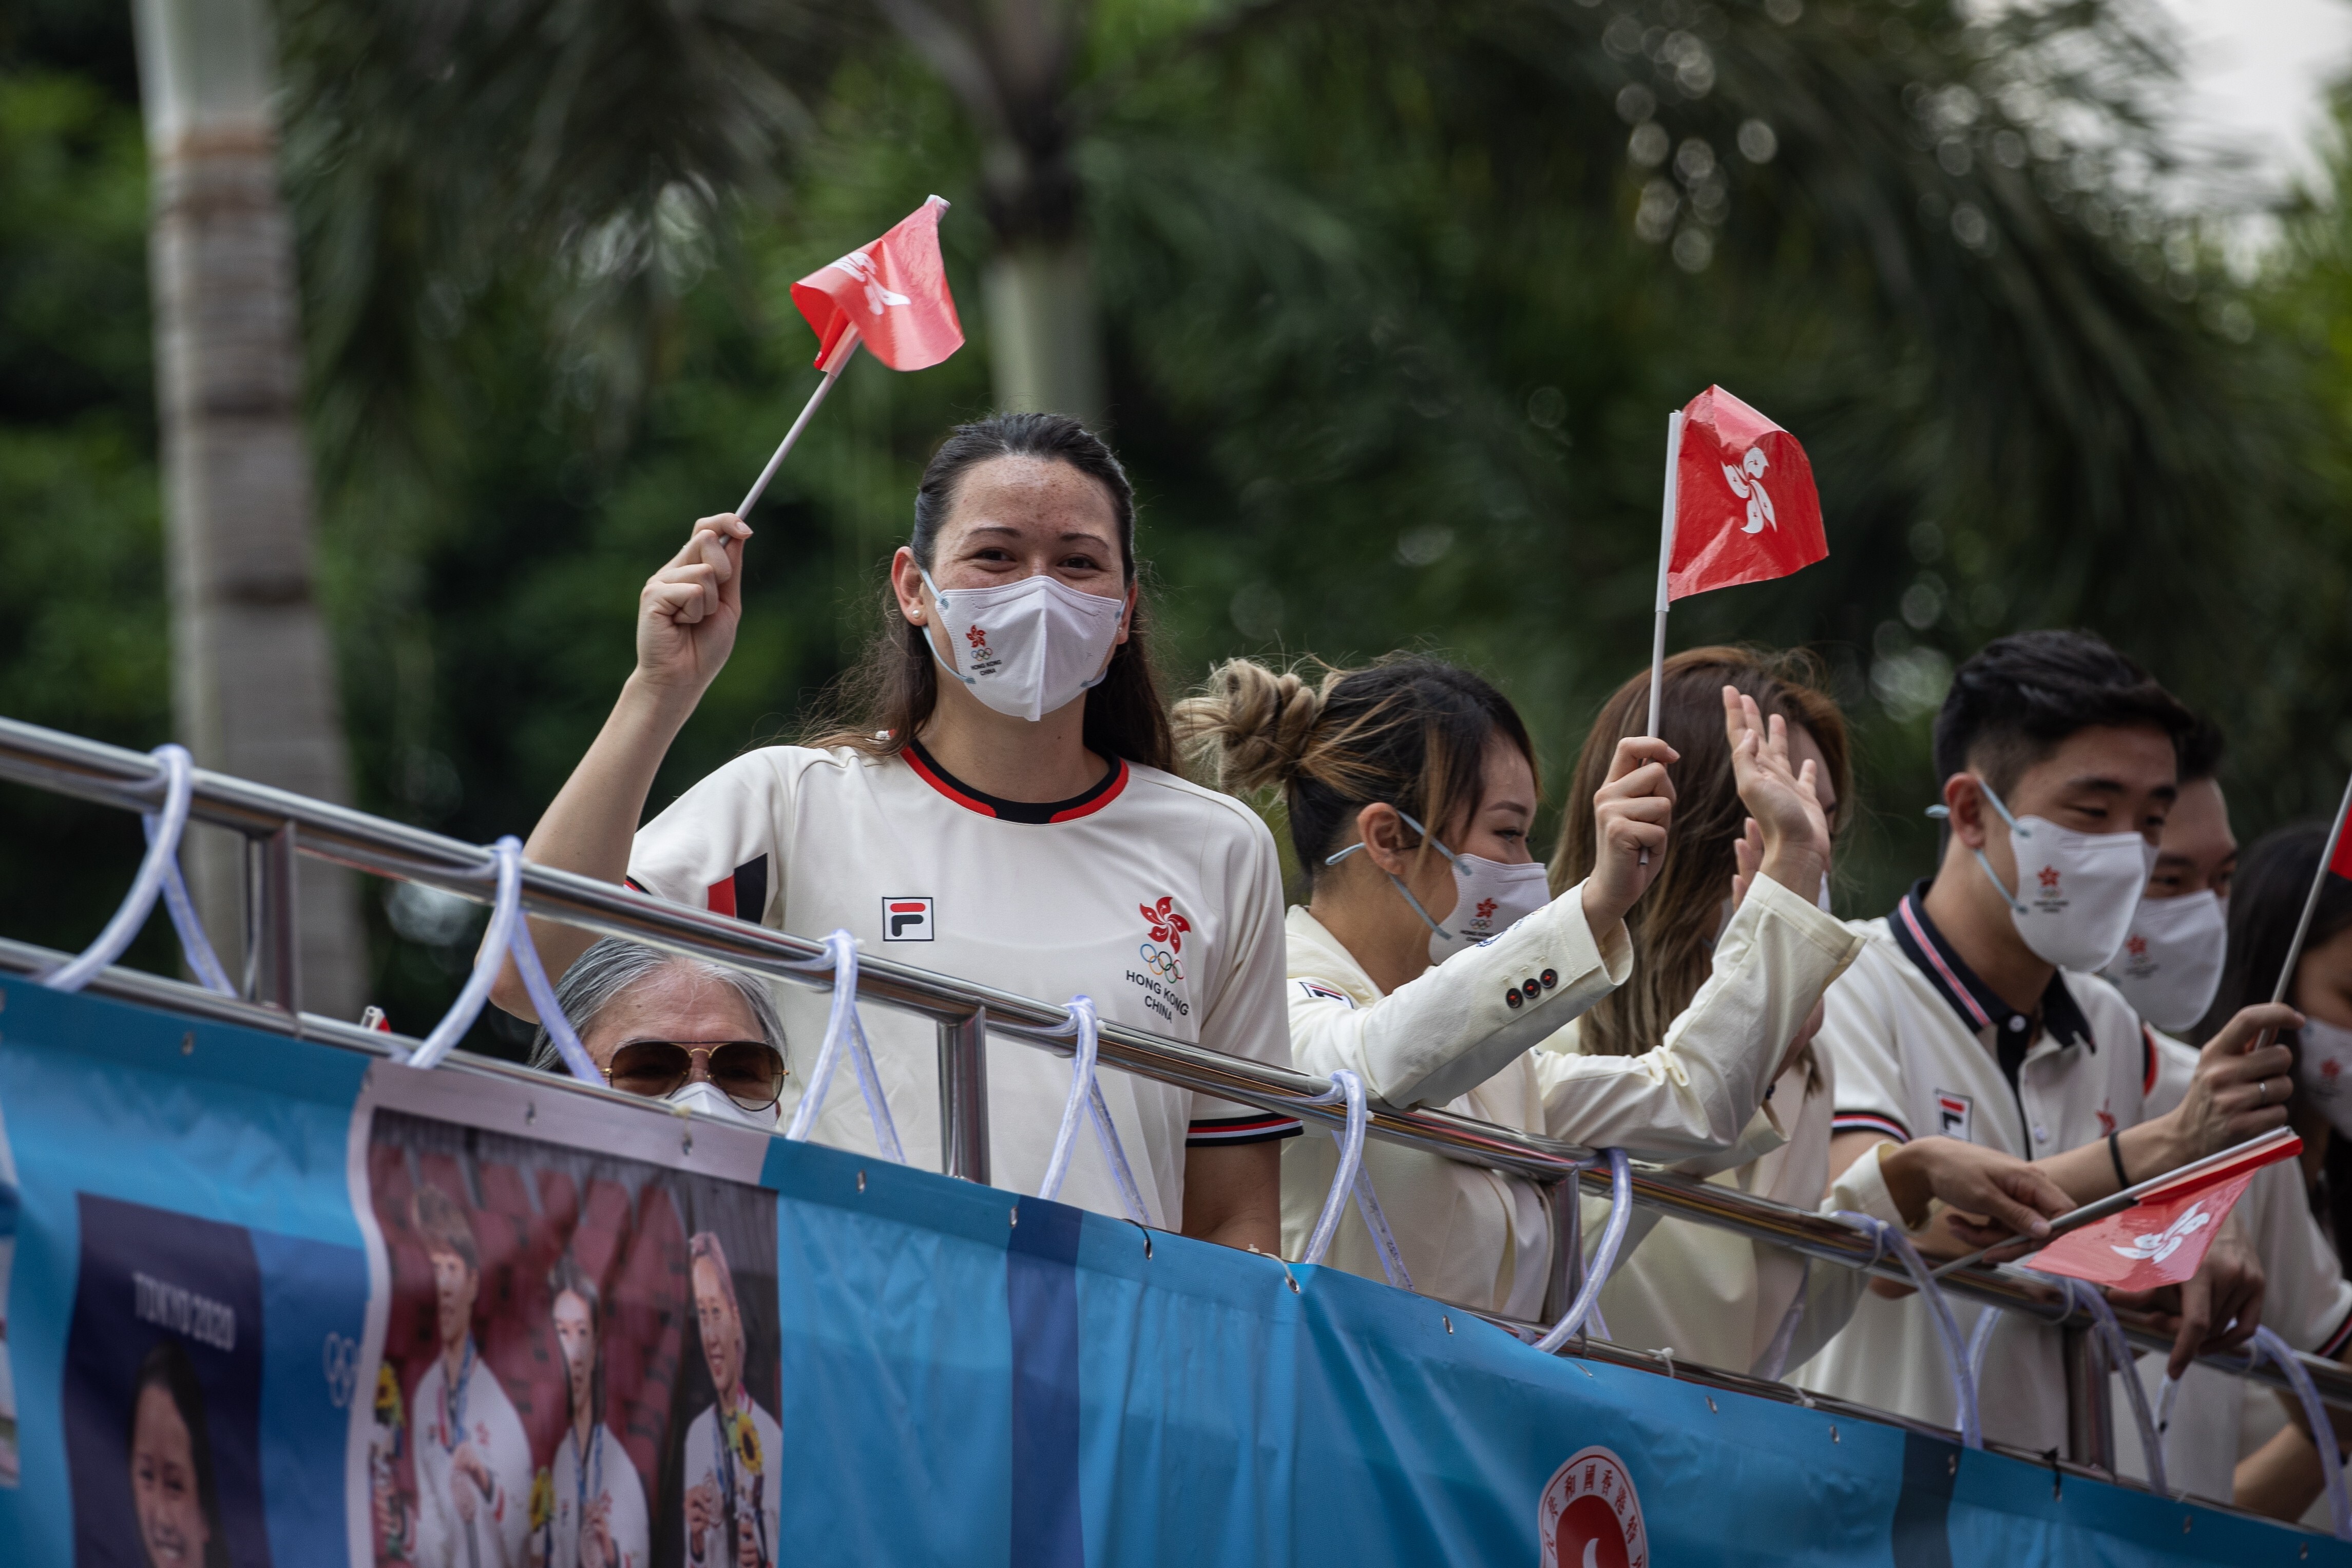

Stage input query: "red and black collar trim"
[
  {"left": 902, "top": 737, "right": 1129, "bottom": 825},
  {"left": 1888, "top": 881, "right": 2096, "bottom": 1086}
]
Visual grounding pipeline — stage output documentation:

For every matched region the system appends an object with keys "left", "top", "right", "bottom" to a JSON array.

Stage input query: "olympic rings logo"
[
  {"left": 1138, "top": 943, "right": 1184, "bottom": 982},
  {"left": 322, "top": 1333, "right": 360, "bottom": 1409}
]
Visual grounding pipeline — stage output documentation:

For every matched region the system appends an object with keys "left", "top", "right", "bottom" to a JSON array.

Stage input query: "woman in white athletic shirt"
[{"left": 494, "top": 414, "right": 1296, "bottom": 1247}]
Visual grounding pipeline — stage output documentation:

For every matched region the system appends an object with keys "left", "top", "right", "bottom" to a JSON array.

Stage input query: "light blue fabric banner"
[{"left": 0, "top": 977, "right": 2339, "bottom": 1567}]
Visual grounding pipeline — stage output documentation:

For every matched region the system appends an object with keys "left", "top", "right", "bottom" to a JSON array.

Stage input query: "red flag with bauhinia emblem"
[
  {"left": 2023, "top": 1130, "right": 2301, "bottom": 1292},
  {"left": 789, "top": 195, "right": 964, "bottom": 372},
  {"left": 1666, "top": 386, "right": 1828, "bottom": 601}
]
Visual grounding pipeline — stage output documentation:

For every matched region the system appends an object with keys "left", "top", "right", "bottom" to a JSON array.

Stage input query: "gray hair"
[{"left": 528, "top": 938, "right": 785, "bottom": 1073}]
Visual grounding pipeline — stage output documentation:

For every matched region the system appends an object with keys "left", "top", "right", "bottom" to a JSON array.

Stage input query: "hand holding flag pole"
[
  {"left": 734, "top": 195, "right": 964, "bottom": 519},
  {"left": 1928, "top": 1128, "right": 2296, "bottom": 1288},
  {"left": 1637, "top": 387, "right": 1828, "bottom": 864}
]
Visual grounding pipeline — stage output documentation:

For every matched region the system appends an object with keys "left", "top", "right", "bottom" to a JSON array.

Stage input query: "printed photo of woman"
[
  {"left": 127, "top": 1338, "right": 229, "bottom": 1568},
  {"left": 679, "top": 1234, "right": 780, "bottom": 1568},
  {"left": 408, "top": 1183, "right": 532, "bottom": 1568},
  {"left": 532, "top": 1255, "right": 648, "bottom": 1568}
]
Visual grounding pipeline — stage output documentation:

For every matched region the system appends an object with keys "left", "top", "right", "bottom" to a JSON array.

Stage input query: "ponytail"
[{"left": 1176, "top": 655, "right": 1534, "bottom": 877}]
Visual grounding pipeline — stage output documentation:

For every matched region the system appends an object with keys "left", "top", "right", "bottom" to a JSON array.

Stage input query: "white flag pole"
[
  {"left": 1646, "top": 409, "right": 1685, "bottom": 737},
  {"left": 1638, "top": 410, "right": 1685, "bottom": 867},
  {"left": 1928, "top": 1124, "right": 2299, "bottom": 1279},
  {"left": 2269, "top": 767, "right": 2352, "bottom": 1008},
  {"left": 735, "top": 324, "right": 864, "bottom": 518}
]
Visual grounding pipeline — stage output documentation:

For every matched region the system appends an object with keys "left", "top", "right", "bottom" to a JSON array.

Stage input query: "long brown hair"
[
  {"left": 1551, "top": 646, "right": 1850, "bottom": 1058},
  {"left": 1174, "top": 655, "right": 1536, "bottom": 878},
  {"left": 802, "top": 412, "right": 1175, "bottom": 772}
]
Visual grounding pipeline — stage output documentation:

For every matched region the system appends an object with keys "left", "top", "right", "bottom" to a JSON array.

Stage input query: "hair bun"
[{"left": 1173, "top": 658, "right": 1325, "bottom": 792}]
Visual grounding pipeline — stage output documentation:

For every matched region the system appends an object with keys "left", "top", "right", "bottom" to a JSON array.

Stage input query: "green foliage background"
[{"left": 5, "top": 0, "right": 2352, "bottom": 1051}]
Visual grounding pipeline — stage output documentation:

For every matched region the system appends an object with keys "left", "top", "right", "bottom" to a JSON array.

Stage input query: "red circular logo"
[{"left": 1538, "top": 1446, "right": 1647, "bottom": 1568}]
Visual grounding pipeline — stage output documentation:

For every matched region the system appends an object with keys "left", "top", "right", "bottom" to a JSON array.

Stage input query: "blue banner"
[{"left": 0, "top": 975, "right": 2338, "bottom": 1566}]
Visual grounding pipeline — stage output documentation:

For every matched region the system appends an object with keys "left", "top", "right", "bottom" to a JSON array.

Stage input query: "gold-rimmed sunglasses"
[{"left": 603, "top": 1039, "right": 788, "bottom": 1112}]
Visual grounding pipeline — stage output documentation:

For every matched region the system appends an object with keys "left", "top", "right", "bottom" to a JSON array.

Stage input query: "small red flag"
[
  {"left": 1667, "top": 386, "right": 1828, "bottom": 602},
  {"left": 2330, "top": 793, "right": 2352, "bottom": 882},
  {"left": 790, "top": 196, "right": 964, "bottom": 373},
  {"left": 2024, "top": 1132, "right": 2300, "bottom": 1292}
]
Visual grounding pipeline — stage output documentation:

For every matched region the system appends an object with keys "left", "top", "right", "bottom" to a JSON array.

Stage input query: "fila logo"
[
  {"left": 883, "top": 896, "right": 934, "bottom": 941},
  {"left": 1935, "top": 1089, "right": 1973, "bottom": 1141}
]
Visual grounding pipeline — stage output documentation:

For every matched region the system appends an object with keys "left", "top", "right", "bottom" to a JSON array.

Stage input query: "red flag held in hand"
[
  {"left": 790, "top": 195, "right": 964, "bottom": 372},
  {"left": 2023, "top": 1131, "right": 2300, "bottom": 1292},
  {"left": 1667, "top": 386, "right": 1828, "bottom": 601}
]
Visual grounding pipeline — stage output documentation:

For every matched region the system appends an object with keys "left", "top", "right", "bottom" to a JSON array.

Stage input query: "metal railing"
[{"left": 3, "top": 713, "right": 2346, "bottom": 1501}]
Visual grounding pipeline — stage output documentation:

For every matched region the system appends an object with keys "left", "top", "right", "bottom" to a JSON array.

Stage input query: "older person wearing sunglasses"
[{"left": 528, "top": 938, "right": 790, "bottom": 1127}]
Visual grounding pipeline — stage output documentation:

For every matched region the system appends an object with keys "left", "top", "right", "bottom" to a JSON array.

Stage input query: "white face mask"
[
  {"left": 664, "top": 1079, "right": 782, "bottom": 1131},
  {"left": 1966, "top": 778, "right": 2156, "bottom": 973},
  {"left": 2296, "top": 1018, "right": 2352, "bottom": 1140},
  {"left": 1326, "top": 809, "right": 1552, "bottom": 966},
  {"left": 920, "top": 568, "right": 1126, "bottom": 722},
  {"left": 2100, "top": 890, "right": 2228, "bottom": 1033}
]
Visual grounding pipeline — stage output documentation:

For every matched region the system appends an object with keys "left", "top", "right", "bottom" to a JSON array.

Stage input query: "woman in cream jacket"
[
  {"left": 1173, "top": 654, "right": 1861, "bottom": 1318},
  {"left": 1551, "top": 648, "right": 2071, "bottom": 1376}
]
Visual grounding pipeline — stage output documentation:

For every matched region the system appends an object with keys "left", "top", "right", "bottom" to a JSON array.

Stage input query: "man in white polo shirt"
[{"left": 1798, "top": 631, "right": 2296, "bottom": 1450}]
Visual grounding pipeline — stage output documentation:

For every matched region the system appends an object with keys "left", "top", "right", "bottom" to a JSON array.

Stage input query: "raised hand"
[
  {"left": 1723, "top": 686, "right": 1828, "bottom": 902},
  {"left": 1581, "top": 735, "right": 1678, "bottom": 938},
  {"left": 637, "top": 514, "right": 751, "bottom": 702},
  {"left": 1729, "top": 815, "right": 1764, "bottom": 912}
]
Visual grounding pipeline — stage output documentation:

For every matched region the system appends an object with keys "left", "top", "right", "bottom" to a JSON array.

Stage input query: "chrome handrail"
[{"left": 3, "top": 713, "right": 2346, "bottom": 1462}]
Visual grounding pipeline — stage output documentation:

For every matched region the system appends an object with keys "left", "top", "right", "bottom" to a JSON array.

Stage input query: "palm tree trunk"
[
  {"left": 986, "top": 241, "right": 1106, "bottom": 427},
  {"left": 877, "top": 0, "right": 1109, "bottom": 428},
  {"left": 132, "top": 0, "right": 366, "bottom": 1016}
]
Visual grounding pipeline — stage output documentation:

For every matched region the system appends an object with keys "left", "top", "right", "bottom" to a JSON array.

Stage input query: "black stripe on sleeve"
[{"left": 733, "top": 853, "right": 770, "bottom": 926}]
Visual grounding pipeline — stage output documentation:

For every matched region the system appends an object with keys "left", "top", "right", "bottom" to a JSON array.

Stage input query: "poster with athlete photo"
[
  {"left": 64, "top": 1195, "right": 273, "bottom": 1568},
  {"left": 360, "top": 1106, "right": 780, "bottom": 1568}
]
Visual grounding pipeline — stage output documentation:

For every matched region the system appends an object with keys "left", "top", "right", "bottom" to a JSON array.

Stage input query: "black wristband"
[{"left": 2108, "top": 1129, "right": 2129, "bottom": 1190}]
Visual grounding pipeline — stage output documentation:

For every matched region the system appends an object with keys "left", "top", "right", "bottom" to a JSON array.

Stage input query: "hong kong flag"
[
  {"left": 2024, "top": 1130, "right": 2300, "bottom": 1292},
  {"left": 1666, "top": 386, "right": 1828, "bottom": 601},
  {"left": 2331, "top": 790, "right": 2352, "bottom": 881},
  {"left": 790, "top": 195, "right": 965, "bottom": 372}
]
